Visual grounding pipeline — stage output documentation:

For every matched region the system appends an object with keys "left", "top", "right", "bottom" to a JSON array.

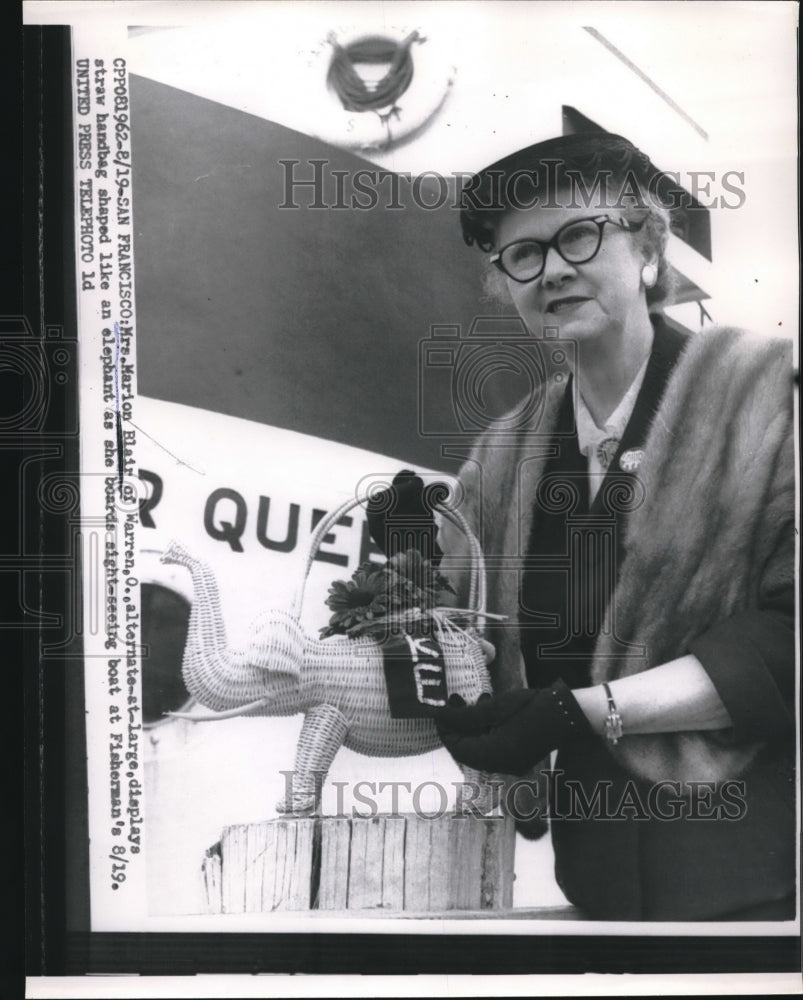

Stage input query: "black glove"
[
  {"left": 366, "top": 469, "right": 443, "bottom": 565},
  {"left": 434, "top": 680, "right": 593, "bottom": 776}
]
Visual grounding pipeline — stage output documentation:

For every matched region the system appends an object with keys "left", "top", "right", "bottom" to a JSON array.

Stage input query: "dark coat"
[{"left": 439, "top": 318, "right": 795, "bottom": 919}]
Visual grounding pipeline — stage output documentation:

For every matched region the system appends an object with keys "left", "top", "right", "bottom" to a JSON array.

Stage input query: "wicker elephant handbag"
[{"left": 162, "top": 494, "right": 503, "bottom": 813}]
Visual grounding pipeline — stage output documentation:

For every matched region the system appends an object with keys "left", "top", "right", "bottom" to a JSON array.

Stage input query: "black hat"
[{"left": 460, "top": 131, "right": 654, "bottom": 251}]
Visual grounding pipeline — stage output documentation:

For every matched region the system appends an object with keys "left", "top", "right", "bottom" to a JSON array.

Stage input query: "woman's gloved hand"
[
  {"left": 366, "top": 469, "right": 443, "bottom": 564},
  {"left": 434, "top": 680, "right": 593, "bottom": 776}
]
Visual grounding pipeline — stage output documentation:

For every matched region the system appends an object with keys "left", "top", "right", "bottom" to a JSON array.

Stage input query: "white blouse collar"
[{"left": 575, "top": 357, "right": 649, "bottom": 459}]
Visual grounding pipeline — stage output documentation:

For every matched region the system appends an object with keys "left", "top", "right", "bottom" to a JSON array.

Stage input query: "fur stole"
[{"left": 441, "top": 326, "right": 794, "bottom": 784}]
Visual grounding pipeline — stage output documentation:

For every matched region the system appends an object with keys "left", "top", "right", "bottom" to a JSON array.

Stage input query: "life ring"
[{"left": 306, "top": 26, "right": 455, "bottom": 152}]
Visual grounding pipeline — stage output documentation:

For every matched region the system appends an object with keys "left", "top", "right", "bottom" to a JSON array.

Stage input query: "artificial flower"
[
  {"left": 319, "top": 563, "right": 389, "bottom": 638},
  {"left": 319, "top": 552, "right": 455, "bottom": 639}
]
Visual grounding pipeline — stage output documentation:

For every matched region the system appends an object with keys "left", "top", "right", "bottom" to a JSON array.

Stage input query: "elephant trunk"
[{"left": 161, "top": 541, "right": 304, "bottom": 714}]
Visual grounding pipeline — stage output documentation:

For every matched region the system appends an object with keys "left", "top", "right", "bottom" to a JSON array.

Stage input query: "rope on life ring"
[
  {"left": 309, "top": 27, "right": 454, "bottom": 152},
  {"left": 326, "top": 30, "right": 420, "bottom": 114}
]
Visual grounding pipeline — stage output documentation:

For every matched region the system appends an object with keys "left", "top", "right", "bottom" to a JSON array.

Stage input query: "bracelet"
[{"left": 602, "top": 682, "right": 623, "bottom": 745}]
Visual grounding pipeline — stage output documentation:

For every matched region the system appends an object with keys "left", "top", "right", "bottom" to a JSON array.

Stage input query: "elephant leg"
[{"left": 276, "top": 704, "right": 349, "bottom": 815}]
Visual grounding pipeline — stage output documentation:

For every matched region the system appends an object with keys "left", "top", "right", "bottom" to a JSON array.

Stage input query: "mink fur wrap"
[{"left": 439, "top": 326, "right": 794, "bottom": 785}]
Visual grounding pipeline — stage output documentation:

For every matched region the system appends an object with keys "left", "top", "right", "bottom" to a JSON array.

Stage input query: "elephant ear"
[{"left": 246, "top": 610, "right": 306, "bottom": 681}]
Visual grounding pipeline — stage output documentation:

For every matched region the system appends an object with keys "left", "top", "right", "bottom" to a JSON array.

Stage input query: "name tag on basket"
[{"left": 381, "top": 628, "right": 448, "bottom": 719}]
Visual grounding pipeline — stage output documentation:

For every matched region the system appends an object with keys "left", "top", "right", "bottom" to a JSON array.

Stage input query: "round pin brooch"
[{"left": 597, "top": 437, "right": 619, "bottom": 469}]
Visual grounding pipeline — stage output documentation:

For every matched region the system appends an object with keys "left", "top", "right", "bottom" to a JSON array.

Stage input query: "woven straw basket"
[{"left": 167, "top": 494, "right": 495, "bottom": 760}]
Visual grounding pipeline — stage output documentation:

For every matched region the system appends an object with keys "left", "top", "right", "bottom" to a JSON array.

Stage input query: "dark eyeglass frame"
[{"left": 490, "top": 214, "right": 646, "bottom": 283}]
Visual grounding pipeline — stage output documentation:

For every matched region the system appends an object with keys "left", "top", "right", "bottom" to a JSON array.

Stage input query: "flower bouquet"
[
  {"left": 320, "top": 550, "right": 455, "bottom": 640},
  {"left": 320, "top": 549, "right": 466, "bottom": 718}
]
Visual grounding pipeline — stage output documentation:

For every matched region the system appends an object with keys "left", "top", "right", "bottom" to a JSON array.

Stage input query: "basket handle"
[
  {"left": 292, "top": 492, "right": 486, "bottom": 625},
  {"left": 438, "top": 505, "right": 486, "bottom": 623}
]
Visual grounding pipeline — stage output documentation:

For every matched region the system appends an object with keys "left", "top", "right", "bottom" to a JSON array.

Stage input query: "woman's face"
[{"left": 494, "top": 201, "right": 651, "bottom": 343}]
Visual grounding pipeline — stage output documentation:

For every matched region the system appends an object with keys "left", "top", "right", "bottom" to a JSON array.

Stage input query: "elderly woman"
[{"left": 432, "top": 132, "right": 795, "bottom": 921}]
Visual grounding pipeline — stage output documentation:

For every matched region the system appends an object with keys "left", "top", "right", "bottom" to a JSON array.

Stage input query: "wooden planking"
[
  {"left": 217, "top": 819, "right": 317, "bottom": 912},
  {"left": 379, "top": 817, "right": 406, "bottom": 911},
  {"left": 427, "top": 816, "right": 452, "bottom": 911},
  {"left": 273, "top": 821, "right": 291, "bottom": 910},
  {"left": 201, "top": 842, "right": 223, "bottom": 914},
  {"left": 211, "top": 814, "right": 515, "bottom": 913},
  {"left": 347, "top": 818, "right": 383, "bottom": 910},
  {"left": 288, "top": 818, "right": 317, "bottom": 910},
  {"left": 343, "top": 817, "right": 407, "bottom": 911},
  {"left": 244, "top": 821, "right": 267, "bottom": 913},
  {"left": 449, "top": 818, "right": 485, "bottom": 911},
  {"left": 401, "top": 814, "right": 432, "bottom": 911},
  {"left": 259, "top": 821, "right": 278, "bottom": 912},
  {"left": 293, "top": 819, "right": 318, "bottom": 910},
  {"left": 318, "top": 817, "right": 351, "bottom": 910},
  {"left": 480, "top": 814, "right": 516, "bottom": 910},
  {"left": 220, "top": 823, "right": 246, "bottom": 914}
]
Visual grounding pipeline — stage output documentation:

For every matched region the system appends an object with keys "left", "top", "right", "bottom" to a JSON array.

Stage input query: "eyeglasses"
[{"left": 490, "top": 215, "right": 645, "bottom": 283}]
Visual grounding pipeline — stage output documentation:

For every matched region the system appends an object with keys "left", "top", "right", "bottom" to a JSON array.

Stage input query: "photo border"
[{"left": 16, "top": 4, "right": 801, "bottom": 992}]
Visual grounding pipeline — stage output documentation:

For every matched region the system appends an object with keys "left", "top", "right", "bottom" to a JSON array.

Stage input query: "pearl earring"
[{"left": 641, "top": 263, "right": 658, "bottom": 289}]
